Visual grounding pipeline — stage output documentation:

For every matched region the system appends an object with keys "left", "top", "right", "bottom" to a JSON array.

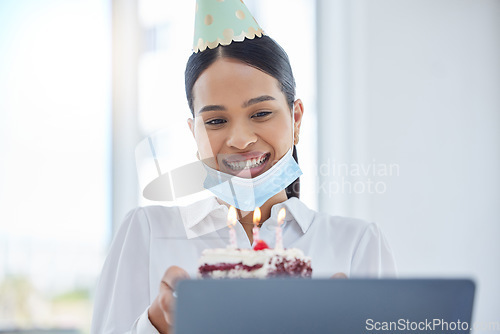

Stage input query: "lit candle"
[
  {"left": 275, "top": 208, "right": 286, "bottom": 250},
  {"left": 252, "top": 207, "right": 261, "bottom": 246},
  {"left": 227, "top": 206, "right": 238, "bottom": 248}
]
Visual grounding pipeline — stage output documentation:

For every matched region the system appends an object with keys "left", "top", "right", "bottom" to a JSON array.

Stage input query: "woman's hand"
[
  {"left": 331, "top": 272, "right": 348, "bottom": 279},
  {"left": 148, "top": 266, "right": 190, "bottom": 334}
]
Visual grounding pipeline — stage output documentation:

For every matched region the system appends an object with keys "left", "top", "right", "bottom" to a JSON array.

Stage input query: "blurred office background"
[{"left": 0, "top": 0, "right": 498, "bottom": 333}]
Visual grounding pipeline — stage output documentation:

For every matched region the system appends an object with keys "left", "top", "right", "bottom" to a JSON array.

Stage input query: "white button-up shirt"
[{"left": 91, "top": 196, "right": 397, "bottom": 333}]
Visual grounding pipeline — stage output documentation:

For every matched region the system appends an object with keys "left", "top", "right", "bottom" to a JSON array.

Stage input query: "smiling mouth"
[{"left": 223, "top": 153, "right": 270, "bottom": 171}]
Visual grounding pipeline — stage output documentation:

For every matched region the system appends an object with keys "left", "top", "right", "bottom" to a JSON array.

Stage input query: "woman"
[{"left": 91, "top": 33, "right": 396, "bottom": 333}]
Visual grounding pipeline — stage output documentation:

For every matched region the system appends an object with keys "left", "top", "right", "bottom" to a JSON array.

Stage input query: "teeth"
[{"left": 226, "top": 154, "right": 267, "bottom": 171}]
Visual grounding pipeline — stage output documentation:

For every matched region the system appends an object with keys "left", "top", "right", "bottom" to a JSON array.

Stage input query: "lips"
[
  {"left": 224, "top": 152, "right": 270, "bottom": 171},
  {"left": 223, "top": 153, "right": 271, "bottom": 177}
]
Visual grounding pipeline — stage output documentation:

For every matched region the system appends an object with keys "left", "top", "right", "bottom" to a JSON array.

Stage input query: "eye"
[
  {"left": 205, "top": 118, "right": 226, "bottom": 126},
  {"left": 251, "top": 111, "right": 272, "bottom": 118}
]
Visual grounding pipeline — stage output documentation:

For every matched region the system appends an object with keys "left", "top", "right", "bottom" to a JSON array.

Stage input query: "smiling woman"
[
  {"left": 185, "top": 37, "right": 304, "bottom": 222},
  {"left": 91, "top": 1, "right": 397, "bottom": 333}
]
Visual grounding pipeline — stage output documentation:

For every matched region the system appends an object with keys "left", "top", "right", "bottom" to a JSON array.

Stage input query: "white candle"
[
  {"left": 275, "top": 208, "right": 286, "bottom": 250},
  {"left": 229, "top": 226, "right": 237, "bottom": 249},
  {"left": 227, "top": 206, "right": 238, "bottom": 248},
  {"left": 252, "top": 207, "right": 261, "bottom": 246}
]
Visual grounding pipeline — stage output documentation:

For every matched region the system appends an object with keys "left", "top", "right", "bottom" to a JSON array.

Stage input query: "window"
[{"left": 0, "top": 1, "right": 110, "bottom": 332}]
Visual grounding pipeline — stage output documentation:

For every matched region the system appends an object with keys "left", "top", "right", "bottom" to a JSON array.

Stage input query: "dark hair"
[{"left": 184, "top": 35, "right": 300, "bottom": 199}]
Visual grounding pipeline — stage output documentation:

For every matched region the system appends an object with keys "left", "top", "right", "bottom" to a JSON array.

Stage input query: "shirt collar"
[
  {"left": 269, "top": 197, "right": 314, "bottom": 233},
  {"left": 180, "top": 196, "right": 227, "bottom": 230},
  {"left": 178, "top": 196, "right": 314, "bottom": 238}
]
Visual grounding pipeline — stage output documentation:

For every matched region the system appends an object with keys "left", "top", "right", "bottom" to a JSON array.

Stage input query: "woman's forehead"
[{"left": 192, "top": 58, "right": 286, "bottom": 110}]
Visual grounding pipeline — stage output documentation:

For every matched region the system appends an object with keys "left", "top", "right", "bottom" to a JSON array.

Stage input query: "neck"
[
  {"left": 243, "top": 190, "right": 289, "bottom": 223},
  {"left": 216, "top": 190, "right": 289, "bottom": 244}
]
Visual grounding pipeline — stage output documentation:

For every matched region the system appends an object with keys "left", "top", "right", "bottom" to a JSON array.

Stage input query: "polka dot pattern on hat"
[{"left": 193, "top": 0, "right": 265, "bottom": 53}]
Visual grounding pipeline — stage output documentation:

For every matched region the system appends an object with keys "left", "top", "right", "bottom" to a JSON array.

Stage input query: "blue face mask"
[{"left": 202, "top": 145, "right": 302, "bottom": 211}]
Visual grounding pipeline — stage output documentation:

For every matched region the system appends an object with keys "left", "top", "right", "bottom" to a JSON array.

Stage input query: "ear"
[
  {"left": 187, "top": 118, "right": 195, "bottom": 138},
  {"left": 292, "top": 99, "right": 304, "bottom": 133}
]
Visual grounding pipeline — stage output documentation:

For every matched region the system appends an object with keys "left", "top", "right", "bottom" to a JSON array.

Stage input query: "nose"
[{"left": 225, "top": 122, "right": 257, "bottom": 150}]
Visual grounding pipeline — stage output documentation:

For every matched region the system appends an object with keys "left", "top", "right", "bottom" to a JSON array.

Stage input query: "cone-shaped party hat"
[{"left": 193, "top": 0, "right": 265, "bottom": 53}]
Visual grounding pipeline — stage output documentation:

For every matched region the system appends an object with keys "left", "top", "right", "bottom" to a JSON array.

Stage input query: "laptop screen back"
[{"left": 175, "top": 278, "right": 475, "bottom": 334}]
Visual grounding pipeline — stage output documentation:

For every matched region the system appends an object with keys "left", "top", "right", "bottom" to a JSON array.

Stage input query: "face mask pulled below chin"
[{"left": 202, "top": 147, "right": 302, "bottom": 211}]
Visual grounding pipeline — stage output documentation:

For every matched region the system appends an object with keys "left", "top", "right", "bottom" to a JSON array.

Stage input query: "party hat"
[{"left": 193, "top": 0, "right": 265, "bottom": 53}]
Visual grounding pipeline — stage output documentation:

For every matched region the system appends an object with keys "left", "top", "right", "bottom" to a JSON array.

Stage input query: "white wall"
[{"left": 317, "top": 0, "right": 500, "bottom": 330}]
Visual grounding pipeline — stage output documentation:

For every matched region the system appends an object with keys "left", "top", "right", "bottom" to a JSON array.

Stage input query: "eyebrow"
[
  {"left": 197, "top": 104, "right": 226, "bottom": 114},
  {"left": 197, "top": 95, "right": 276, "bottom": 115},
  {"left": 242, "top": 95, "right": 276, "bottom": 108}
]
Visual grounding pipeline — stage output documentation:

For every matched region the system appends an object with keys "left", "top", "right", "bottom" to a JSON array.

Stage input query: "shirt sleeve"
[
  {"left": 350, "top": 222, "right": 398, "bottom": 278},
  {"left": 91, "top": 208, "right": 160, "bottom": 334}
]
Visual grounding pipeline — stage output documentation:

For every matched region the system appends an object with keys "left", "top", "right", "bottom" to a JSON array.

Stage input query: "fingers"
[
  {"left": 158, "top": 266, "right": 191, "bottom": 325},
  {"left": 164, "top": 265, "right": 191, "bottom": 291},
  {"left": 331, "top": 272, "right": 348, "bottom": 279},
  {"left": 158, "top": 282, "right": 175, "bottom": 325}
]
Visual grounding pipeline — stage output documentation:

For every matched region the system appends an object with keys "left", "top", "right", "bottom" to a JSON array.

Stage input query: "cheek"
[
  {"left": 194, "top": 126, "right": 221, "bottom": 163},
  {"left": 264, "top": 117, "right": 293, "bottom": 148}
]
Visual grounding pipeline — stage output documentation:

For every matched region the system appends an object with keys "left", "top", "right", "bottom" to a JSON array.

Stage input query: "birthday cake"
[{"left": 198, "top": 240, "right": 312, "bottom": 279}]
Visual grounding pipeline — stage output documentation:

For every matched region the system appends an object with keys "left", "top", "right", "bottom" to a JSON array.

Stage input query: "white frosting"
[{"left": 208, "top": 266, "right": 269, "bottom": 279}]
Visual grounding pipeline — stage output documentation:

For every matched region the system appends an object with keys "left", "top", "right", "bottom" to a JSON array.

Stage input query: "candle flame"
[
  {"left": 253, "top": 207, "right": 261, "bottom": 226},
  {"left": 278, "top": 207, "right": 286, "bottom": 225},
  {"left": 227, "top": 205, "right": 237, "bottom": 227}
]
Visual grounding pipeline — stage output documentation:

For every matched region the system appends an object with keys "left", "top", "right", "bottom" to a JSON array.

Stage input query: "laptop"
[{"left": 174, "top": 278, "right": 475, "bottom": 334}]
